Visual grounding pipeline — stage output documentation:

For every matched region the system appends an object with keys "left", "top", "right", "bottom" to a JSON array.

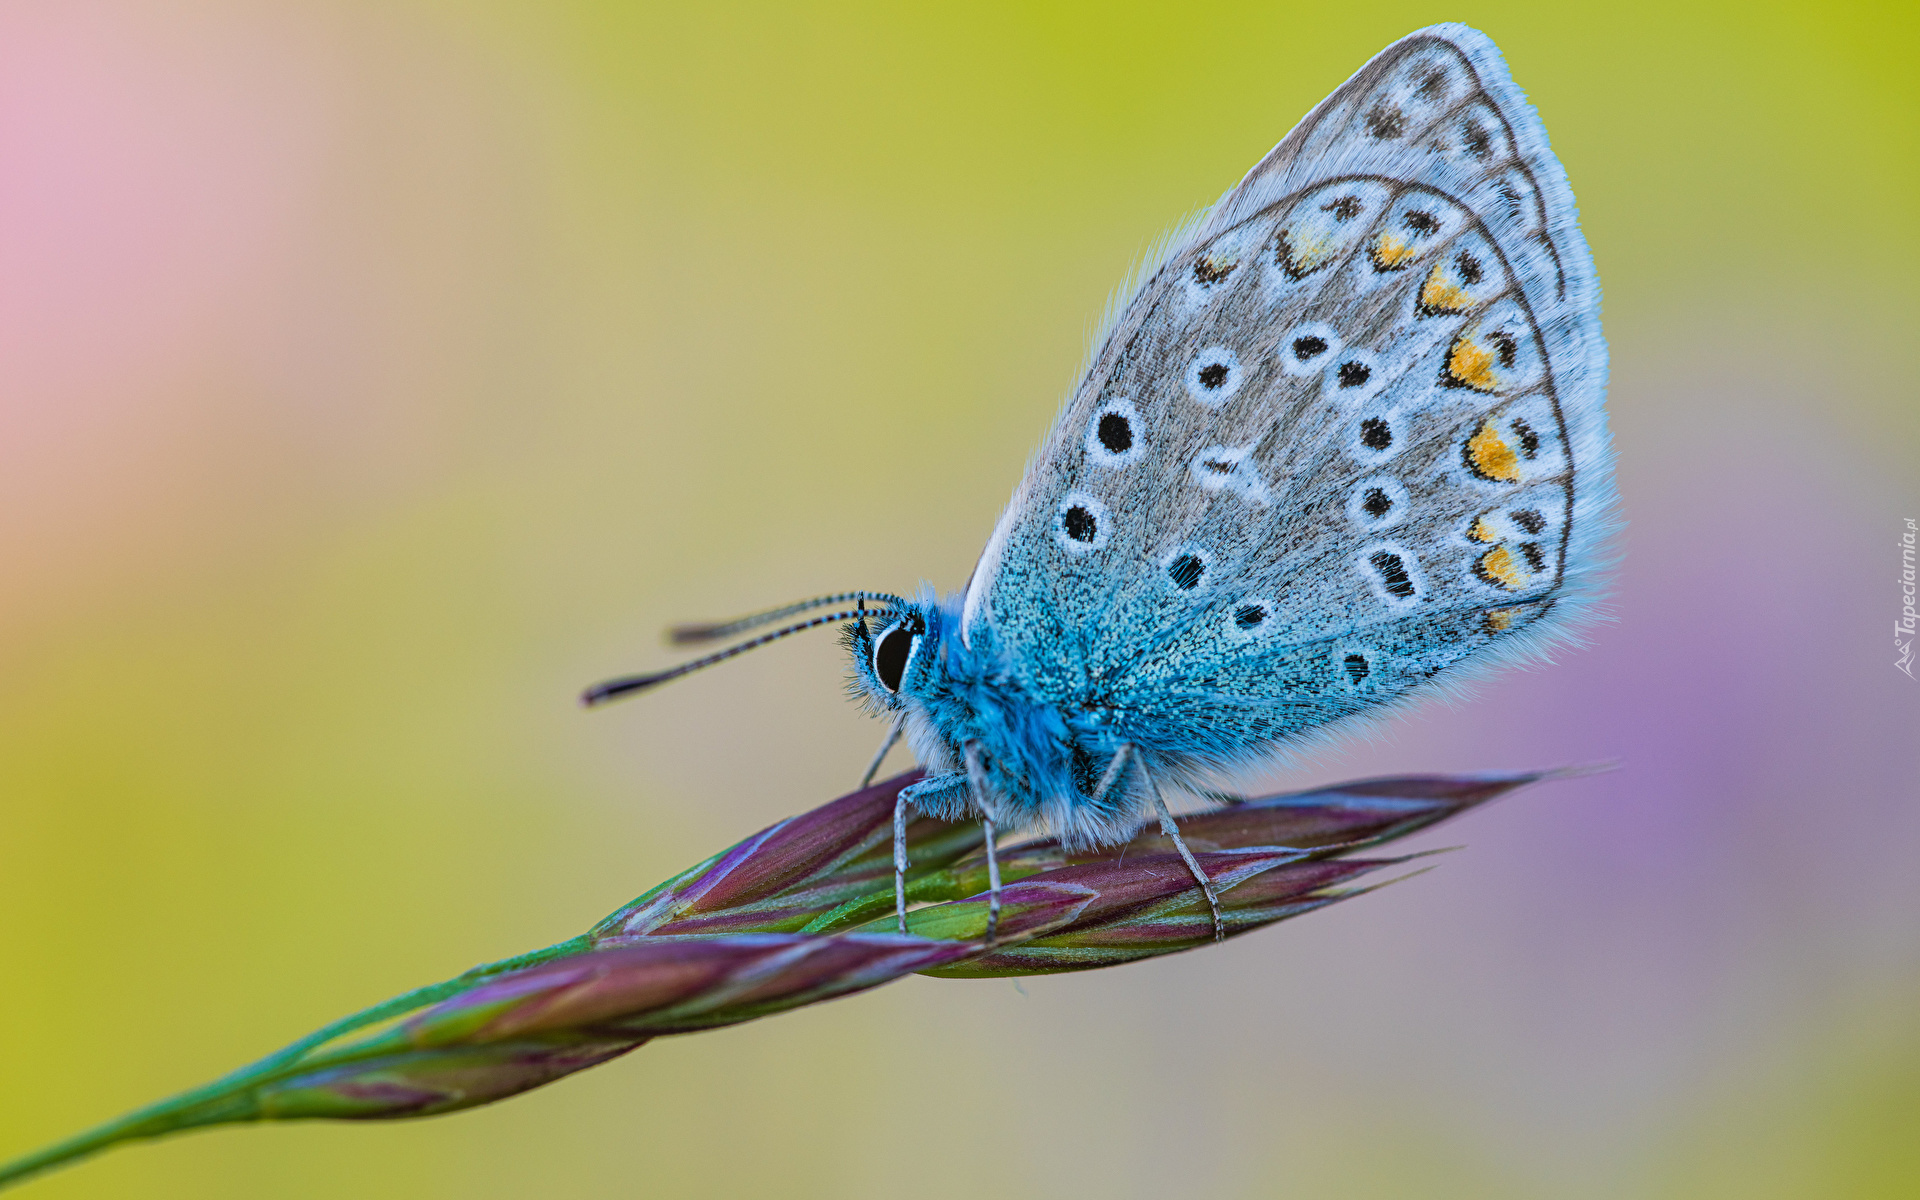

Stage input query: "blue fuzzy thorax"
[{"left": 849, "top": 588, "right": 1149, "bottom": 848}]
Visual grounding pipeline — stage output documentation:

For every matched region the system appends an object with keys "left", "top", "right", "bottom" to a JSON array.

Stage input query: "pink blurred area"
[
  {"left": 0, "top": 1, "right": 535, "bottom": 632},
  {"left": 0, "top": 3, "right": 325, "bottom": 601}
]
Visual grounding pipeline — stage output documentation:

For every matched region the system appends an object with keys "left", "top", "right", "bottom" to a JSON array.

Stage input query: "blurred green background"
[{"left": 2, "top": 1, "right": 1915, "bottom": 1196}]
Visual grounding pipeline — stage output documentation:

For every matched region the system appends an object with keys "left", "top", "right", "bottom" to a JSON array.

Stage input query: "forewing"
[{"left": 961, "top": 24, "right": 1611, "bottom": 758}]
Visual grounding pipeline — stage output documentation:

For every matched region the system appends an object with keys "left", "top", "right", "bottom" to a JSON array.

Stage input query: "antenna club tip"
[{"left": 579, "top": 678, "right": 644, "bottom": 707}]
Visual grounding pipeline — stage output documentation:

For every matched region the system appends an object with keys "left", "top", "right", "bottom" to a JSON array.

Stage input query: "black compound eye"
[{"left": 873, "top": 624, "right": 915, "bottom": 693}]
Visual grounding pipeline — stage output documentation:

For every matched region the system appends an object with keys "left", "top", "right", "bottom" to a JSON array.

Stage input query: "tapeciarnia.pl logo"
[{"left": 1899, "top": 517, "right": 1916, "bottom": 679}]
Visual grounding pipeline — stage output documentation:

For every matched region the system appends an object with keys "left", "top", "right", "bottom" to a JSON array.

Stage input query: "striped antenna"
[
  {"left": 668, "top": 591, "right": 909, "bottom": 644},
  {"left": 582, "top": 607, "right": 897, "bottom": 706}
]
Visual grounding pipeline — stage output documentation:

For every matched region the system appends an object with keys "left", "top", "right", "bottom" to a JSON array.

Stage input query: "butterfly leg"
[
  {"left": 861, "top": 713, "right": 906, "bottom": 789},
  {"left": 1138, "top": 757, "right": 1226, "bottom": 943},
  {"left": 963, "top": 741, "right": 1003, "bottom": 946},
  {"left": 894, "top": 771, "right": 967, "bottom": 934},
  {"left": 1092, "top": 742, "right": 1137, "bottom": 804},
  {"left": 892, "top": 785, "right": 911, "bottom": 934}
]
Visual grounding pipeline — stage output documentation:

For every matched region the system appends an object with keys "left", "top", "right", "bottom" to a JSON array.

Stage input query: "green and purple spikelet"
[{"left": 0, "top": 768, "right": 1562, "bottom": 1189}]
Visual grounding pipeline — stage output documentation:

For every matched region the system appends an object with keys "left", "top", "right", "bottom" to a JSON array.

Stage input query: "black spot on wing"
[
  {"left": 1323, "top": 194, "right": 1364, "bottom": 222},
  {"left": 1168, "top": 553, "right": 1205, "bottom": 591},
  {"left": 1511, "top": 416, "right": 1540, "bottom": 457},
  {"left": 1368, "top": 551, "right": 1416, "bottom": 599},
  {"left": 1365, "top": 104, "right": 1406, "bottom": 139},
  {"left": 1465, "top": 121, "right": 1492, "bottom": 161}
]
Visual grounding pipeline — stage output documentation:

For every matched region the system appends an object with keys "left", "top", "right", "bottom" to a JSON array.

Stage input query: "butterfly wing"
[{"left": 959, "top": 24, "right": 1611, "bottom": 773}]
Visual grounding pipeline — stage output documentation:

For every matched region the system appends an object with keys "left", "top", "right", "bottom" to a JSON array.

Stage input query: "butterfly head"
[{"left": 844, "top": 593, "right": 945, "bottom": 712}]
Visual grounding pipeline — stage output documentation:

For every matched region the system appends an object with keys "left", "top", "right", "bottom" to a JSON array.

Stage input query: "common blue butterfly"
[{"left": 587, "top": 24, "right": 1612, "bottom": 941}]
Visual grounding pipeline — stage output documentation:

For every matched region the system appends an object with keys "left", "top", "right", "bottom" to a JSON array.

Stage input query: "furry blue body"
[{"left": 848, "top": 587, "right": 1369, "bottom": 849}]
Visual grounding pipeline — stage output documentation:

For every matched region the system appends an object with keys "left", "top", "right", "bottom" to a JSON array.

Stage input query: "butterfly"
[{"left": 586, "top": 24, "right": 1613, "bottom": 943}]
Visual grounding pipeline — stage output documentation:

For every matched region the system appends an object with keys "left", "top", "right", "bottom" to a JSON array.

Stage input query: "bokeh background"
[{"left": 2, "top": 1, "right": 1915, "bottom": 1196}]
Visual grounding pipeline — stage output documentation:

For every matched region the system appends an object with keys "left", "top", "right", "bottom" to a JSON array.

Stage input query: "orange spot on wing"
[
  {"left": 1484, "top": 606, "right": 1520, "bottom": 632},
  {"left": 1475, "top": 546, "right": 1528, "bottom": 590},
  {"left": 1372, "top": 233, "right": 1417, "bottom": 269},
  {"left": 1278, "top": 227, "right": 1336, "bottom": 276},
  {"left": 1465, "top": 421, "right": 1520, "bottom": 482},
  {"left": 1448, "top": 338, "right": 1499, "bottom": 391},
  {"left": 1470, "top": 517, "right": 1499, "bottom": 542},
  {"left": 1420, "top": 264, "right": 1472, "bottom": 313}
]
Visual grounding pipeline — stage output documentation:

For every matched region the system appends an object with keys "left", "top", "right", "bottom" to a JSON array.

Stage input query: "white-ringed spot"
[
  {"left": 1184, "top": 346, "right": 1243, "bottom": 407},
  {"left": 1053, "top": 492, "right": 1111, "bottom": 553},
  {"left": 1084, "top": 397, "right": 1144, "bottom": 468},
  {"left": 1162, "top": 545, "right": 1215, "bottom": 594},
  {"left": 1359, "top": 542, "right": 1424, "bottom": 607},
  {"left": 1346, "top": 475, "right": 1410, "bottom": 531}
]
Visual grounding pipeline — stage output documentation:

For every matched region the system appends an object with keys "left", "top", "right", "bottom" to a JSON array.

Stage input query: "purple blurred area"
[{"left": 1056, "top": 333, "right": 1920, "bottom": 1189}]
